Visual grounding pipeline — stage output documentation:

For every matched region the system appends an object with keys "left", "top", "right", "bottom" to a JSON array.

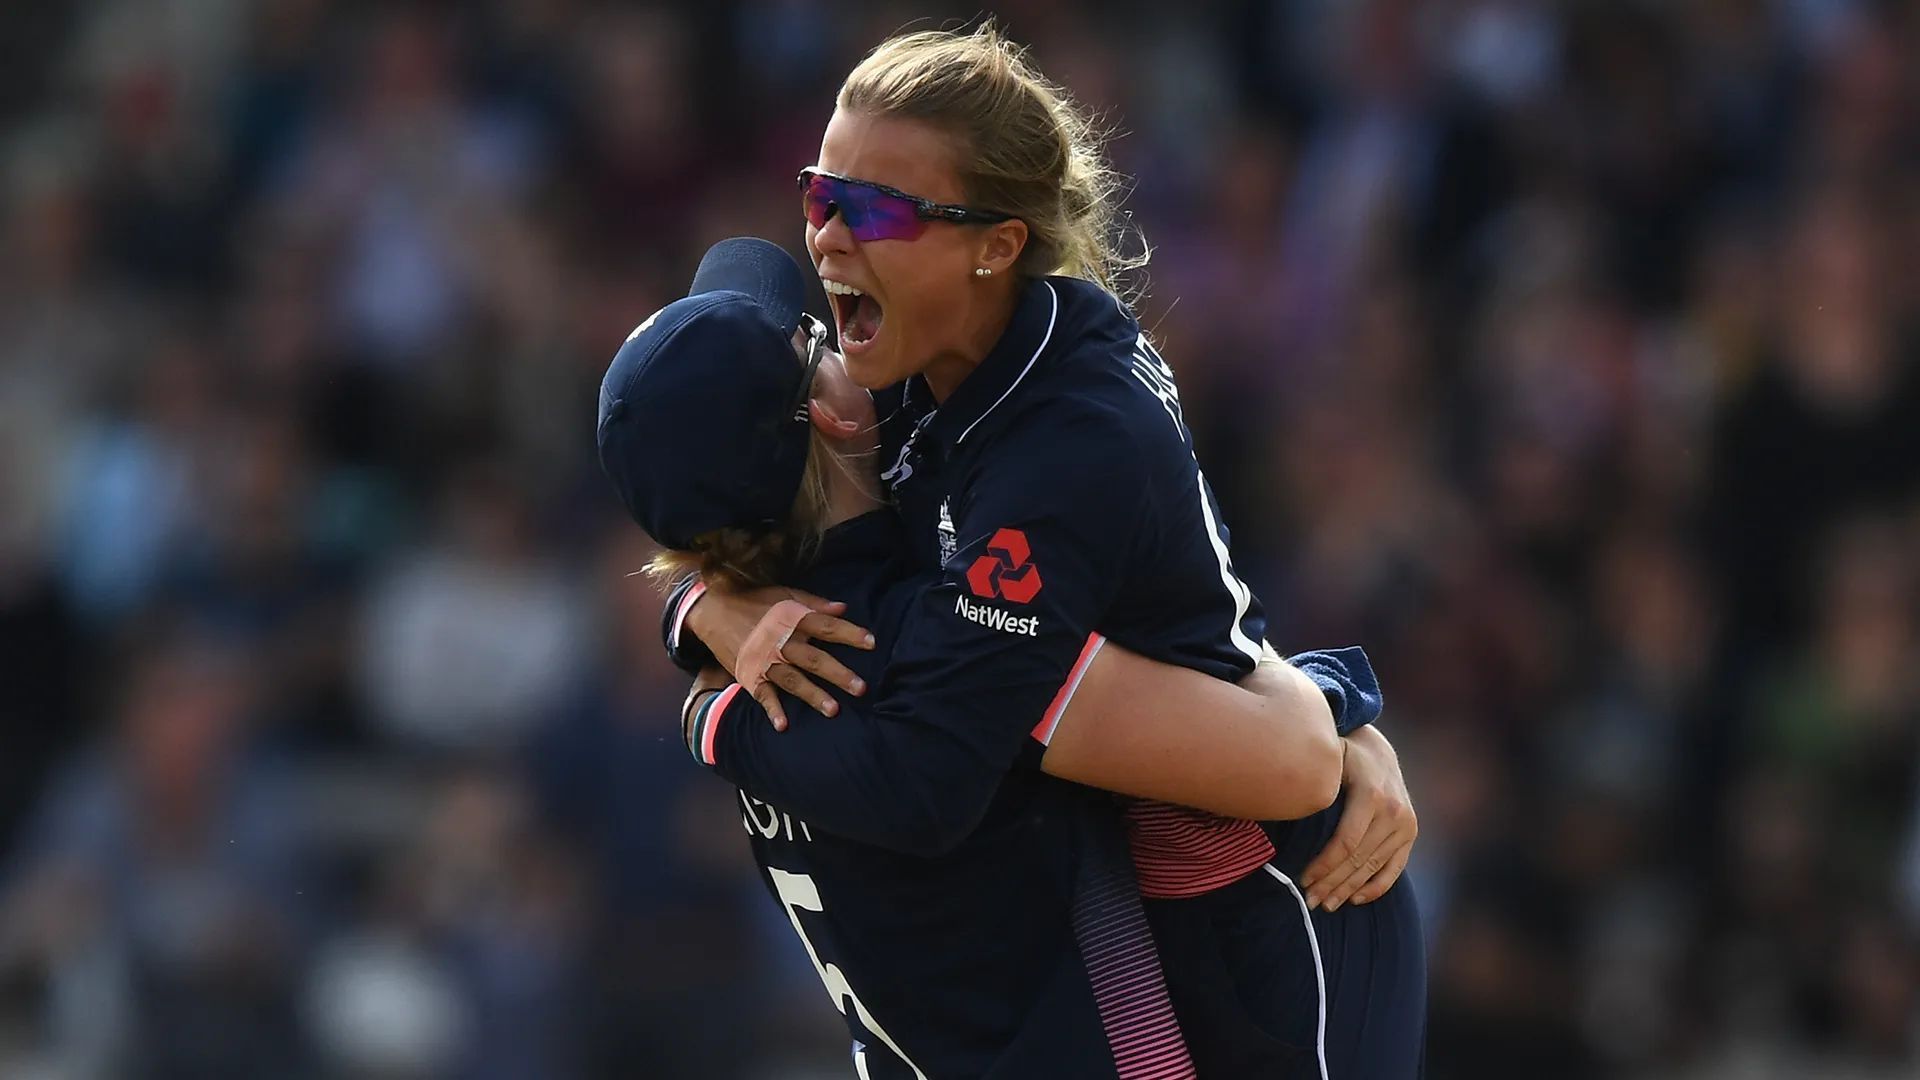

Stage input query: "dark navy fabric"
[
  {"left": 863, "top": 276, "right": 1419, "bottom": 1074},
  {"left": 877, "top": 276, "right": 1268, "bottom": 687},
  {"left": 688, "top": 234, "right": 806, "bottom": 336},
  {"left": 1289, "top": 648, "right": 1383, "bottom": 736},
  {"left": 659, "top": 571, "right": 714, "bottom": 674},
  {"left": 708, "top": 278, "right": 1277, "bottom": 856},
  {"left": 596, "top": 238, "right": 812, "bottom": 549},
  {"left": 1144, "top": 819, "right": 1430, "bottom": 1079},
  {"left": 710, "top": 511, "right": 1148, "bottom": 1080},
  {"left": 688, "top": 274, "right": 1421, "bottom": 1074}
]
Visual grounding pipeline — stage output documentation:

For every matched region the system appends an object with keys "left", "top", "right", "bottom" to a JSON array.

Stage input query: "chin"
[{"left": 842, "top": 350, "right": 897, "bottom": 391}]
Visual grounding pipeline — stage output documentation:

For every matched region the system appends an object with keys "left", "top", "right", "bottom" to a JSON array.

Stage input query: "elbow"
[
  {"left": 879, "top": 807, "right": 973, "bottom": 857},
  {"left": 1299, "top": 733, "right": 1344, "bottom": 817},
  {"left": 1257, "top": 717, "right": 1343, "bottom": 821},
  {"left": 897, "top": 817, "right": 975, "bottom": 858},
  {"left": 875, "top": 780, "right": 992, "bottom": 857},
  {"left": 1299, "top": 719, "right": 1345, "bottom": 814}
]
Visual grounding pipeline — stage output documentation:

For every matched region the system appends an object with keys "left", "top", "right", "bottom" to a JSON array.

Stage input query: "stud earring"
[{"left": 974, "top": 267, "right": 992, "bottom": 277}]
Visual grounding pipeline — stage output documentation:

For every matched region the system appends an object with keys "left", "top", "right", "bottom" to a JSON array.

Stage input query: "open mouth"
[{"left": 823, "top": 279, "right": 884, "bottom": 351}]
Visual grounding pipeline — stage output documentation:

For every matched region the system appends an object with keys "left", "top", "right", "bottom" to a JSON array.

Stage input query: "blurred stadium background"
[{"left": 0, "top": 1, "right": 1916, "bottom": 1077}]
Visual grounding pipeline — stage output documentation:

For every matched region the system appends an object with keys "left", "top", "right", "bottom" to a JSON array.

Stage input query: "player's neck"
[{"left": 820, "top": 448, "right": 884, "bottom": 530}]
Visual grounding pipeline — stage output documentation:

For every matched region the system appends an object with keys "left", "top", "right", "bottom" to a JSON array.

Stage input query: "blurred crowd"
[{"left": 0, "top": 1, "right": 1915, "bottom": 1077}]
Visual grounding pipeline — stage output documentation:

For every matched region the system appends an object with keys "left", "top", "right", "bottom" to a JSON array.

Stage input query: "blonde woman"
[
  {"left": 604, "top": 237, "right": 1382, "bottom": 1077},
  {"left": 660, "top": 26, "right": 1425, "bottom": 1079}
]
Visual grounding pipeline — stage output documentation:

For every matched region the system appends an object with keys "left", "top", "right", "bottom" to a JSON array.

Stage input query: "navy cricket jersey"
[
  {"left": 679, "top": 274, "right": 1320, "bottom": 891},
  {"left": 690, "top": 511, "right": 1196, "bottom": 1080},
  {"left": 668, "top": 275, "right": 1407, "bottom": 1075},
  {"left": 674, "top": 274, "right": 1374, "bottom": 900},
  {"left": 874, "top": 275, "right": 1309, "bottom": 898}
]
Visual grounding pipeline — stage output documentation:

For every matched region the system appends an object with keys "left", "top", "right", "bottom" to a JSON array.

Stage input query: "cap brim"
[{"left": 690, "top": 237, "right": 806, "bottom": 337}]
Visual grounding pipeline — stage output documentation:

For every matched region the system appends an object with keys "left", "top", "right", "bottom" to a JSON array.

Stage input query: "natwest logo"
[
  {"left": 965, "top": 528, "right": 1043, "bottom": 604},
  {"left": 954, "top": 593, "right": 1040, "bottom": 637}
]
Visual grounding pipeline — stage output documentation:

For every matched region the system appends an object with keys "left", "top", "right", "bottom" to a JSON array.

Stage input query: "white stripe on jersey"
[
  {"left": 958, "top": 281, "right": 1060, "bottom": 445},
  {"left": 1192, "top": 474, "right": 1262, "bottom": 663},
  {"left": 1128, "top": 336, "right": 1262, "bottom": 664}
]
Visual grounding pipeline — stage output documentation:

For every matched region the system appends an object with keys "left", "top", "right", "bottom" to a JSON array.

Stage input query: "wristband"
[
  {"left": 682, "top": 687, "right": 721, "bottom": 748},
  {"left": 685, "top": 684, "right": 743, "bottom": 766}
]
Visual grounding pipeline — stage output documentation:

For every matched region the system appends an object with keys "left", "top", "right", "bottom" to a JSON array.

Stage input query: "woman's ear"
[
  {"left": 979, "top": 218, "right": 1029, "bottom": 275},
  {"left": 809, "top": 397, "right": 862, "bottom": 442}
]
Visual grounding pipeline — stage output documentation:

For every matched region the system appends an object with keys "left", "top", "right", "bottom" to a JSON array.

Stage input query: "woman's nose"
[{"left": 811, "top": 206, "right": 856, "bottom": 257}]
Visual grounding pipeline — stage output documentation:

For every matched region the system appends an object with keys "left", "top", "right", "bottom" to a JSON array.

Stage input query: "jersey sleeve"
[
  {"left": 659, "top": 573, "right": 716, "bottom": 674},
  {"left": 696, "top": 405, "right": 1152, "bottom": 854}
]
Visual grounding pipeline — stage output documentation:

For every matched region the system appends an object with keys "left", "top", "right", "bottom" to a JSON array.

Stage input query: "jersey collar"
[{"left": 917, "top": 277, "right": 1062, "bottom": 451}]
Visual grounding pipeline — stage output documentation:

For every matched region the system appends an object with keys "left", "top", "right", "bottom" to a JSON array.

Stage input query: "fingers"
[
  {"left": 1301, "top": 802, "right": 1374, "bottom": 909},
  {"left": 767, "top": 663, "right": 839, "bottom": 718},
  {"left": 749, "top": 680, "right": 788, "bottom": 732},
  {"left": 782, "top": 589, "right": 849, "bottom": 616},
  {"left": 781, "top": 641, "right": 867, "bottom": 697},
  {"left": 794, "top": 611, "right": 875, "bottom": 650},
  {"left": 750, "top": 661, "right": 845, "bottom": 732},
  {"left": 1318, "top": 828, "right": 1398, "bottom": 912},
  {"left": 1319, "top": 801, "right": 1417, "bottom": 911},
  {"left": 1348, "top": 840, "right": 1414, "bottom": 907}
]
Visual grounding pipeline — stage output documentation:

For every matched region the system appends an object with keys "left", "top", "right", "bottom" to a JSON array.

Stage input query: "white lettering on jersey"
[
  {"left": 953, "top": 594, "right": 1041, "bottom": 636},
  {"left": 740, "top": 792, "right": 813, "bottom": 843},
  {"left": 767, "top": 868, "right": 929, "bottom": 1078},
  {"left": 1129, "top": 334, "right": 1262, "bottom": 664}
]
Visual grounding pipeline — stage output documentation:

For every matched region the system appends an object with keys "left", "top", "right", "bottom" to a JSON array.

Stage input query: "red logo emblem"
[{"left": 965, "top": 528, "right": 1043, "bottom": 604}]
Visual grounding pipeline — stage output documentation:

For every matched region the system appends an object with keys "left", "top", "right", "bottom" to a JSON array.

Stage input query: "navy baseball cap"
[{"left": 597, "top": 237, "right": 819, "bottom": 548}]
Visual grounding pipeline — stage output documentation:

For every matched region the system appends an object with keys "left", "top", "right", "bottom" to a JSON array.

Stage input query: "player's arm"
[
  {"left": 684, "top": 664, "right": 1014, "bottom": 855},
  {"left": 661, "top": 574, "right": 871, "bottom": 725},
  {"left": 1038, "top": 640, "right": 1382, "bottom": 821},
  {"left": 688, "top": 635, "right": 1376, "bottom": 847},
  {"left": 687, "top": 408, "right": 1365, "bottom": 847},
  {"left": 689, "top": 405, "right": 1153, "bottom": 854},
  {"left": 1040, "top": 638, "right": 1414, "bottom": 909}
]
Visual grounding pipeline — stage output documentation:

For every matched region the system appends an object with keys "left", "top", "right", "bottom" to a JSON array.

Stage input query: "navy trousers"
[{"left": 1143, "top": 808, "right": 1427, "bottom": 1078}]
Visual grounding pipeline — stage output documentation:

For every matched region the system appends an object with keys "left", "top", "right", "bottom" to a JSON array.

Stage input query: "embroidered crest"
[{"left": 937, "top": 498, "right": 957, "bottom": 563}]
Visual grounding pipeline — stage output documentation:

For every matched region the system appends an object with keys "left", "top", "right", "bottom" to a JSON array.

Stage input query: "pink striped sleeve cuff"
[
  {"left": 1032, "top": 633, "right": 1106, "bottom": 746},
  {"left": 668, "top": 580, "right": 708, "bottom": 650},
  {"left": 688, "top": 683, "right": 743, "bottom": 767}
]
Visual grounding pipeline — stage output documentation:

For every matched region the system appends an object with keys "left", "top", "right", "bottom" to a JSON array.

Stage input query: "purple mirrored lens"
[
  {"left": 801, "top": 175, "right": 927, "bottom": 242},
  {"left": 841, "top": 182, "right": 925, "bottom": 241}
]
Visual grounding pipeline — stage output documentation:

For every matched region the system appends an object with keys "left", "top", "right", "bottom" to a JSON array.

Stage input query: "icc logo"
[{"left": 965, "top": 528, "right": 1043, "bottom": 604}]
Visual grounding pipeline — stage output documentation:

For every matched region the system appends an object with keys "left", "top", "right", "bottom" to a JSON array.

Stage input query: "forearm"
[
  {"left": 691, "top": 626, "right": 1380, "bottom": 832},
  {"left": 686, "top": 679, "right": 1008, "bottom": 856},
  {"left": 1040, "top": 637, "right": 1343, "bottom": 820}
]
